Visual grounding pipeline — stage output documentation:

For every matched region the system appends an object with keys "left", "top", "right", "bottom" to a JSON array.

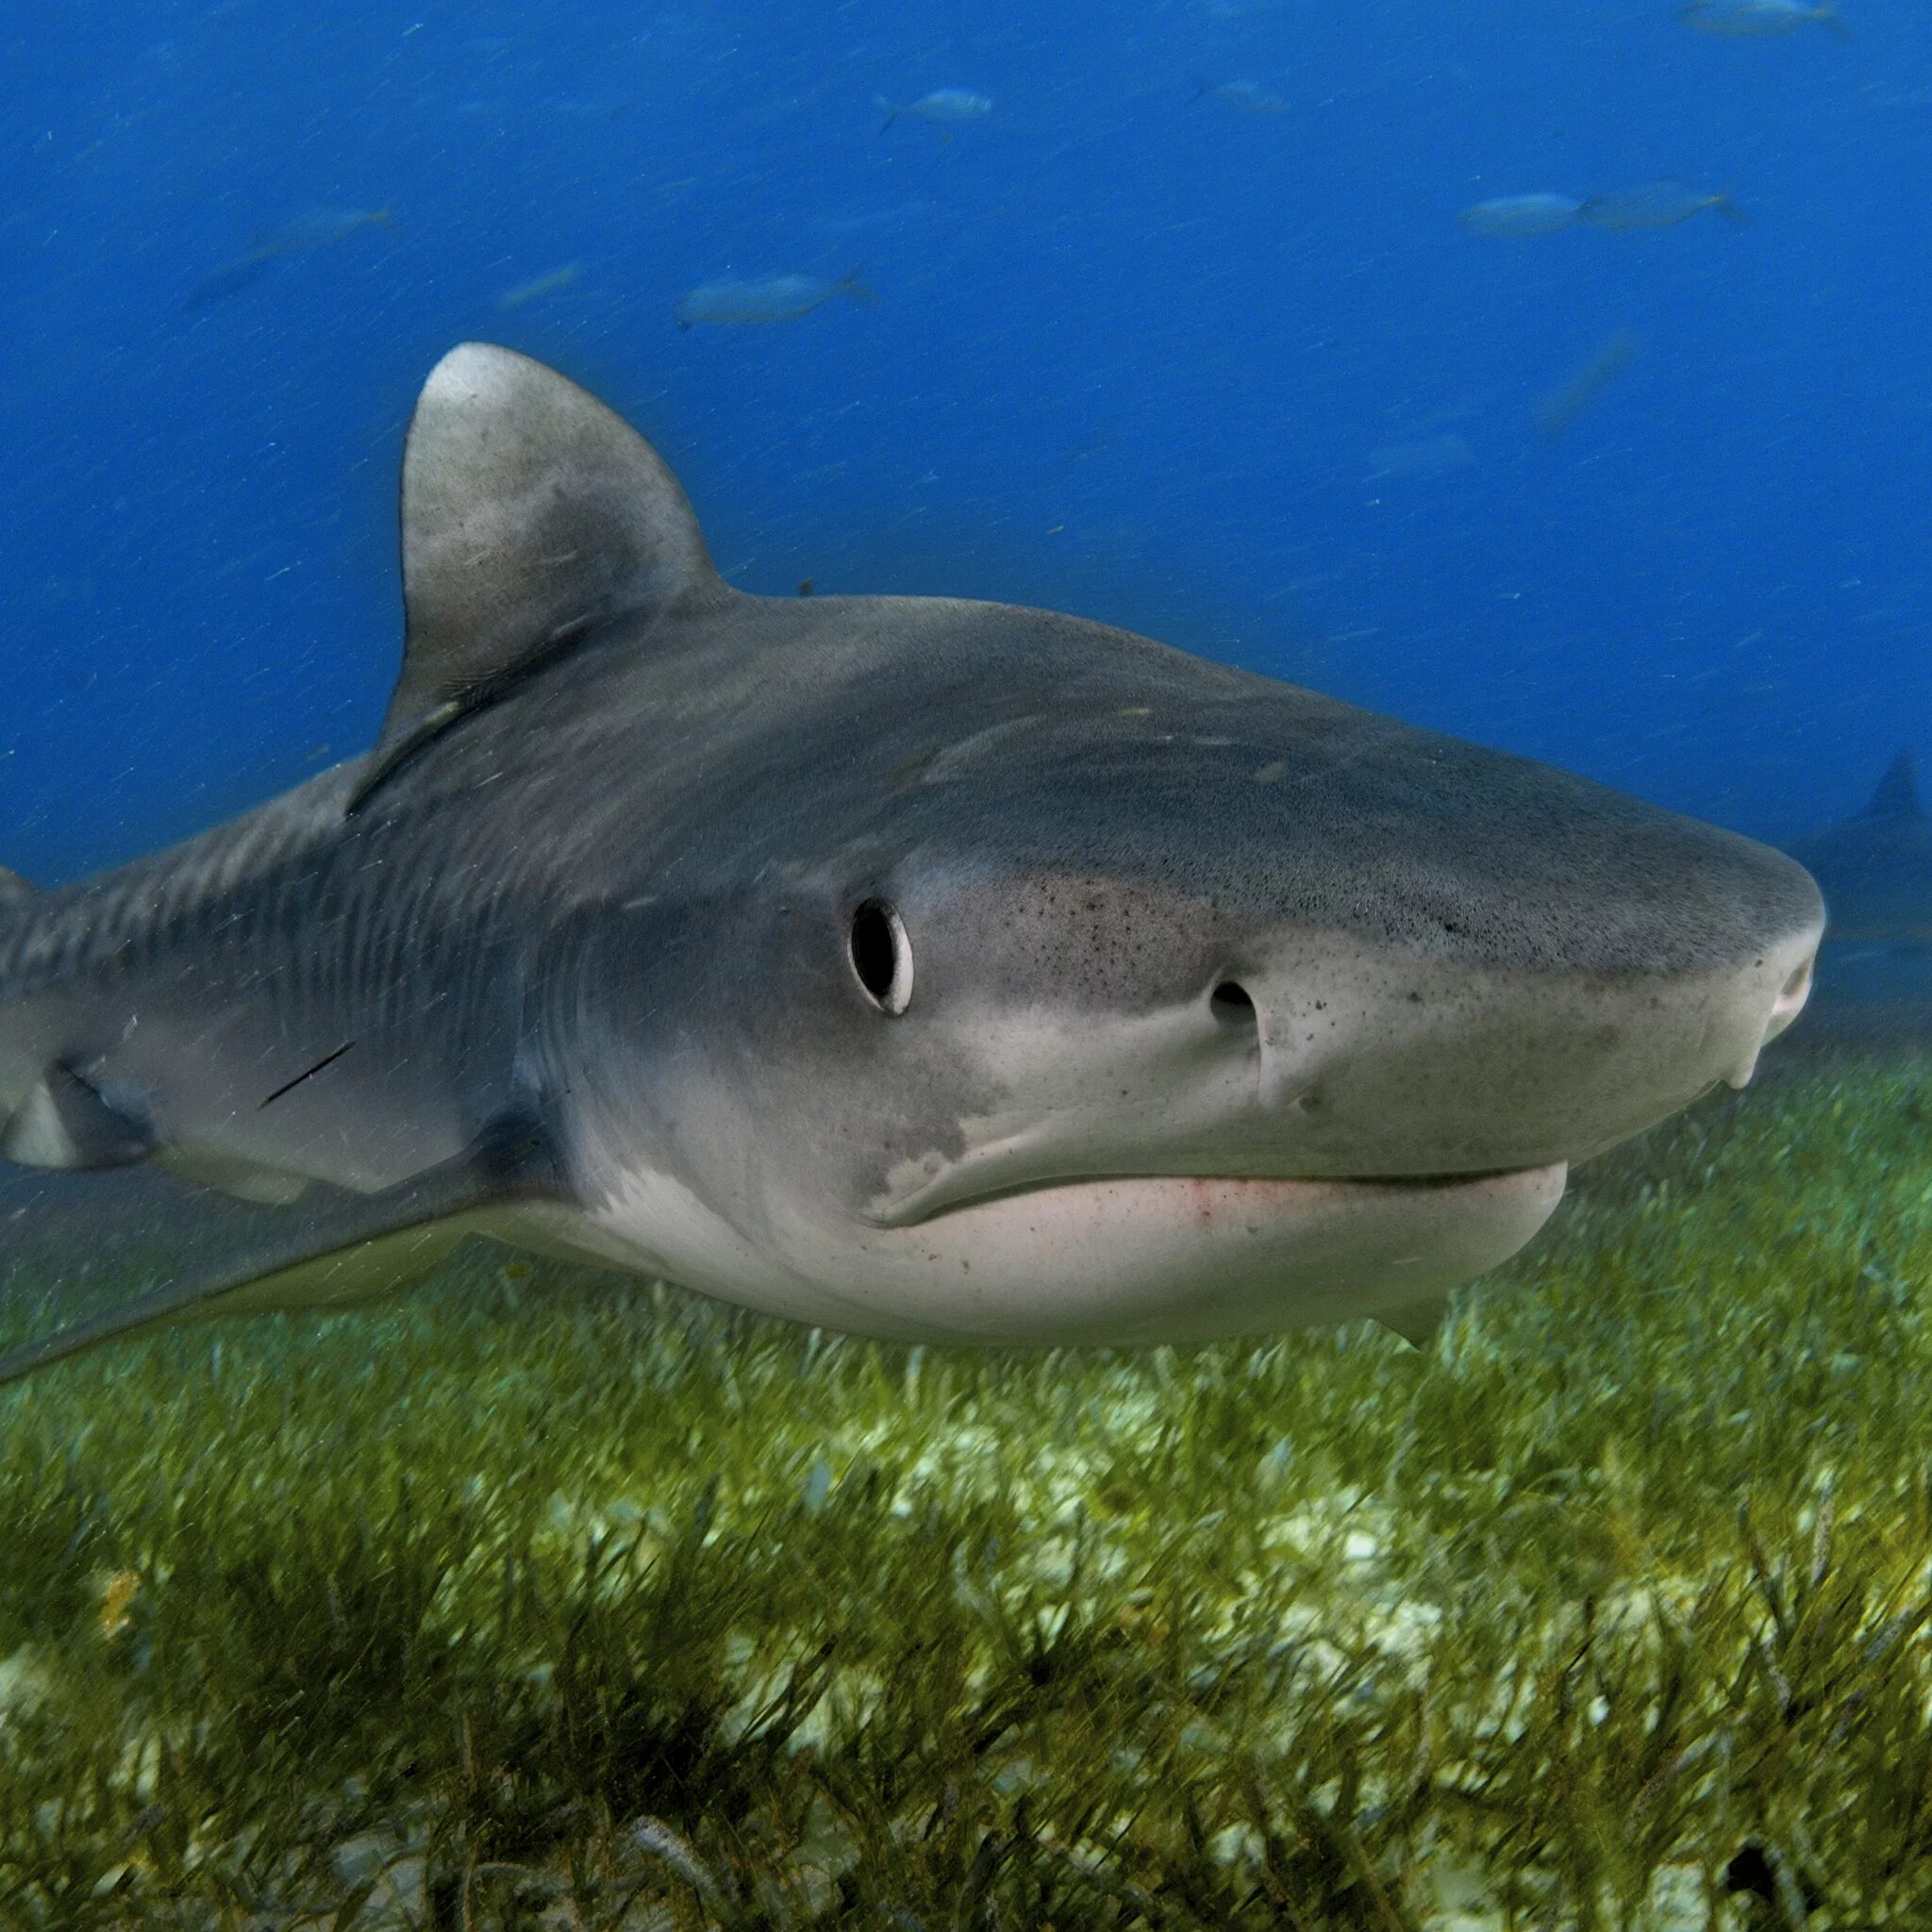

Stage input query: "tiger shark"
[
  {"left": 1788, "top": 750, "right": 1930, "bottom": 948},
  {"left": 1782, "top": 749, "right": 1930, "bottom": 1025},
  {"left": 0, "top": 344, "right": 1824, "bottom": 1383}
]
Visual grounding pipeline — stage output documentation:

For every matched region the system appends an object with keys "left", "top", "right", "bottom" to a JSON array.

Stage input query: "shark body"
[
  {"left": 1784, "top": 750, "right": 1931, "bottom": 1024},
  {"left": 1788, "top": 751, "right": 1930, "bottom": 948},
  {"left": 0, "top": 346, "right": 1824, "bottom": 1380}
]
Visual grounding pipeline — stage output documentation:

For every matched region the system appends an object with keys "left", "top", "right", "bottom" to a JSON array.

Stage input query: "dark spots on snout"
[
  {"left": 906, "top": 683, "right": 1819, "bottom": 978},
  {"left": 974, "top": 874, "right": 1243, "bottom": 1010}
]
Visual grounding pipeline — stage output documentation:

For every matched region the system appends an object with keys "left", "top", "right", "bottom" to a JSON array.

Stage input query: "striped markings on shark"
[{"left": 0, "top": 346, "right": 1824, "bottom": 1385}]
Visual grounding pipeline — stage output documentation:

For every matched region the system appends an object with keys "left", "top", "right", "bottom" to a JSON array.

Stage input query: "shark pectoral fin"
[
  {"left": 349, "top": 342, "right": 726, "bottom": 815},
  {"left": 0, "top": 864, "right": 35, "bottom": 909},
  {"left": 1377, "top": 1291, "right": 1453, "bottom": 1349},
  {"left": 0, "top": 1114, "right": 565, "bottom": 1388},
  {"left": 1, "top": 1064, "right": 155, "bottom": 1171},
  {"left": 154, "top": 1145, "right": 315, "bottom": 1206}
]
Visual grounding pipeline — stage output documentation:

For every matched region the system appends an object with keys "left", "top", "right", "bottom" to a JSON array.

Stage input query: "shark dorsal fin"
[
  {"left": 375, "top": 343, "right": 721, "bottom": 769},
  {"left": 1860, "top": 749, "right": 1921, "bottom": 823}
]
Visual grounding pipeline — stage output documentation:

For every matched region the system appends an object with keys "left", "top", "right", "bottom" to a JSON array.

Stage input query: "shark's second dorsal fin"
[
  {"left": 354, "top": 345, "right": 723, "bottom": 810},
  {"left": 1860, "top": 749, "right": 1921, "bottom": 823}
]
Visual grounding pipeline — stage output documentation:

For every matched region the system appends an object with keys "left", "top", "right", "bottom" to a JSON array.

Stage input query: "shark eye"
[{"left": 849, "top": 898, "right": 914, "bottom": 1014}]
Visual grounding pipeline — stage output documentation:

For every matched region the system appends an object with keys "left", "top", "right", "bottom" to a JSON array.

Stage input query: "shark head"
[
  {"left": 538, "top": 593, "right": 1820, "bottom": 1345},
  {"left": 371, "top": 351, "right": 1824, "bottom": 1345}
]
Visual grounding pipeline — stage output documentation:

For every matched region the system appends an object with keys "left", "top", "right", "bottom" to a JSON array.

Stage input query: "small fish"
[
  {"left": 1575, "top": 181, "right": 1746, "bottom": 230},
  {"left": 1457, "top": 193, "right": 1582, "bottom": 238},
  {"left": 184, "top": 207, "right": 391, "bottom": 309},
  {"left": 1679, "top": 0, "right": 1849, "bottom": 36},
  {"left": 249, "top": 207, "right": 391, "bottom": 257},
  {"left": 675, "top": 270, "right": 876, "bottom": 329},
  {"left": 1193, "top": 79, "right": 1289, "bottom": 117},
  {"left": 497, "top": 262, "right": 582, "bottom": 310},
  {"left": 183, "top": 254, "right": 278, "bottom": 308},
  {"left": 1536, "top": 331, "right": 1640, "bottom": 439},
  {"left": 876, "top": 88, "right": 991, "bottom": 132},
  {"left": 1364, "top": 433, "right": 1475, "bottom": 481}
]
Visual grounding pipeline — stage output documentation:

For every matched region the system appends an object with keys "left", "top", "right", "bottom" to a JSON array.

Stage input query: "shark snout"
[{"left": 1233, "top": 899, "right": 1824, "bottom": 1174}]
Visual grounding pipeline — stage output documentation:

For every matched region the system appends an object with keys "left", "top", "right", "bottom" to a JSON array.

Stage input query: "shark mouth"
[{"left": 868, "top": 1162, "right": 1567, "bottom": 1230}]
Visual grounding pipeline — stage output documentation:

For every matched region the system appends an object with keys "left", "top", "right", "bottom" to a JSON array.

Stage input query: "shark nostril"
[{"left": 1210, "top": 979, "right": 1256, "bottom": 1024}]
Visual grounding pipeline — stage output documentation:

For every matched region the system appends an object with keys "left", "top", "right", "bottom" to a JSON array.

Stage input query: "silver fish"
[
  {"left": 675, "top": 270, "right": 875, "bottom": 328},
  {"left": 876, "top": 88, "right": 992, "bottom": 132},
  {"left": 249, "top": 207, "right": 392, "bottom": 256},
  {"left": 1457, "top": 193, "right": 1582, "bottom": 238},
  {"left": 1575, "top": 181, "right": 1746, "bottom": 230},
  {"left": 497, "top": 263, "right": 582, "bottom": 310},
  {"left": 1195, "top": 80, "right": 1289, "bottom": 117},
  {"left": 185, "top": 207, "right": 391, "bottom": 309},
  {"left": 1679, "top": 0, "right": 1849, "bottom": 36}
]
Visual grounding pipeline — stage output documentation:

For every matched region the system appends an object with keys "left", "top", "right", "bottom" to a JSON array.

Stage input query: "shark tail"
[
  {"left": 1710, "top": 187, "right": 1749, "bottom": 226},
  {"left": 839, "top": 267, "right": 880, "bottom": 307}
]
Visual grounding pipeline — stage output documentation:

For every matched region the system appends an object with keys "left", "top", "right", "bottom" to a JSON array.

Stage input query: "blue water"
[{"left": 4, "top": 0, "right": 1924, "bottom": 883}]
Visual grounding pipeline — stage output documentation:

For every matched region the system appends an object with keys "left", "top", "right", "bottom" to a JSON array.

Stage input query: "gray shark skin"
[{"left": 0, "top": 345, "right": 1824, "bottom": 1381}]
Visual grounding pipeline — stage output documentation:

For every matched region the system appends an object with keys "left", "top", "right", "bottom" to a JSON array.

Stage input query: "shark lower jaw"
[
  {"left": 824, "top": 1163, "right": 1571, "bottom": 1346},
  {"left": 866, "top": 1163, "right": 1562, "bottom": 1232},
  {"left": 568, "top": 1157, "right": 1567, "bottom": 1346}
]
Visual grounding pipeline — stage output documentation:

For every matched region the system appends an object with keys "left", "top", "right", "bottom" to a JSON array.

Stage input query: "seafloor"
[{"left": 0, "top": 1002, "right": 1927, "bottom": 1929}]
